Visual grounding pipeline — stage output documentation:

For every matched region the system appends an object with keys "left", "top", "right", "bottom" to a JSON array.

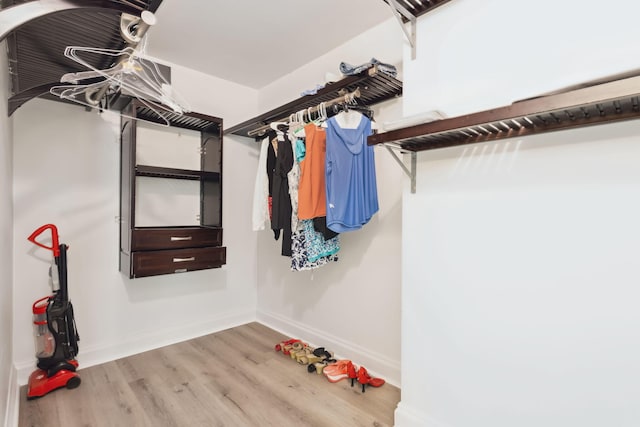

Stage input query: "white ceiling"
[{"left": 145, "top": 0, "right": 394, "bottom": 89}]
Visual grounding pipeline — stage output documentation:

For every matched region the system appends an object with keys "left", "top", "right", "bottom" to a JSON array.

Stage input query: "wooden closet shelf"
[
  {"left": 381, "top": 0, "right": 453, "bottom": 21},
  {"left": 368, "top": 74, "right": 640, "bottom": 152},
  {"left": 225, "top": 66, "right": 402, "bottom": 138},
  {"left": 135, "top": 105, "right": 222, "bottom": 132},
  {"left": 136, "top": 165, "right": 220, "bottom": 181}
]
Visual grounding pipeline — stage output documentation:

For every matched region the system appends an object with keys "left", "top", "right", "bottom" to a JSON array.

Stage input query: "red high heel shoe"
[
  {"left": 322, "top": 360, "right": 352, "bottom": 383},
  {"left": 357, "top": 366, "right": 385, "bottom": 393},
  {"left": 347, "top": 361, "right": 358, "bottom": 387}
]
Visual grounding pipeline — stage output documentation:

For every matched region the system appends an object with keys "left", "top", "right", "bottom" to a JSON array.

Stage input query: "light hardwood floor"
[{"left": 19, "top": 322, "right": 400, "bottom": 427}]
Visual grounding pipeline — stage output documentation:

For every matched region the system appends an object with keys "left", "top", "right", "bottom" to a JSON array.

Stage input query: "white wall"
[
  {"left": 168, "top": 62, "right": 259, "bottom": 129},
  {"left": 12, "top": 64, "right": 260, "bottom": 385},
  {"left": 258, "top": 19, "right": 404, "bottom": 110},
  {"left": 255, "top": 19, "right": 406, "bottom": 385},
  {"left": 398, "top": 1, "right": 640, "bottom": 426},
  {"left": 0, "top": 40, "right": 17, "bottom": 427}
]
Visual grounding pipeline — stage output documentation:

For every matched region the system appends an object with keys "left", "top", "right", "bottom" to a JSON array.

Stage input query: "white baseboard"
[
  {"left": 257, "top": 309, "right": 400, "bottom": 387},
  {"left": 394, "top": 402, "right": 445, "bottom": 427},
  {"left": 4, "top": 365, "right": 18, "bottom": 427},
  {"left": 17, "top": 308, "right": 256, "bottom": 385},
  {"left": 12, "top": 360, "right": 31, "bottom": 389}
]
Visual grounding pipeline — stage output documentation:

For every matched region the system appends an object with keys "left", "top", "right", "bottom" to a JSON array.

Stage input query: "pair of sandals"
[
  {"left": 323, "top": 360, "right": 385, "bottom": 392},
  {"left": 304, "top": 347, "right": 336, "bottom": 374},
  {"left": 274, "top": 338, "right": 303, "bottom": 356},
  {"left": 275, "top": 339, "right": 335, "bottom": 369}
]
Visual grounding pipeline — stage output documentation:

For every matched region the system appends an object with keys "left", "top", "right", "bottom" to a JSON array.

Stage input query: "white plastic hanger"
[
  {"left": 293, "top": 110, "right": 306, "bottom": 138},
  {"left": 54, "top": 44, "right": 188, "bottom": 108},
  {"left": 319, "top": 102, "right": 329, "bottom": 128},
  {"left": 49, "top": 11, "right": 190, "bottom": 126},
  {"left": 50, "top": 79, "right": 181, "bottom": 127},
  {"left": 270, "top": 122, "right": 287, "bottom": 141}
]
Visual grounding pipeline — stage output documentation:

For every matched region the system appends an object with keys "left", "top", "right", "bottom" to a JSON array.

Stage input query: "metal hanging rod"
[{"left": 247, "top": 88, "right": 362, "bottom": 138}]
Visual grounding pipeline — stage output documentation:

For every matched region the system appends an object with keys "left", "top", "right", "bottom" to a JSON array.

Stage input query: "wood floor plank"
[
  {"left": 19, "top": 386, "right": 58, "bottom": 427},
  {"left": 59, "top": 363, "right": 153, "bottom": 427},
  {"left": 186, "top": 335, "right": 305, "bottom": 426},
  {"left": 19, "top": 322, "right": 400, "bottom": 427}
]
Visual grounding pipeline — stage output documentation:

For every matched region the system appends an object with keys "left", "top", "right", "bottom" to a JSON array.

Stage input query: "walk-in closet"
[{"left": 1, "top": 1, "right": 638, "bottom": 426}]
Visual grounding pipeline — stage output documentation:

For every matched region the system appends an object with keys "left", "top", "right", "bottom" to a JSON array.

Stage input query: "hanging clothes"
[
  {"left": 287, "top": 136, "right": 303, "bottom": 233},
  {"left": 252, "top": 136, "right": 271, "bottom": 231},
  {"left": 289, "top": 130, "right": 339, "bottom": 271},
  {"left": 298, "top": 123, "right": 327, "bottom": 220},
  {"left": 325, "top": 112, "right": 379, "bottom": 233},
  {"left": 313, "top": 216, "right": 339, "bottom": 240},
  {"left": 267, "top": 135, "right": 277, "bottom": 225},
  {"left": 271, "top": 133, "right": 294, "bottom": 256},
  {"left": 291, "top": 220, "right": 339, "bottom": 271},
  {"left": 302, "top": 220, "right": 339, "bottom": 262}
]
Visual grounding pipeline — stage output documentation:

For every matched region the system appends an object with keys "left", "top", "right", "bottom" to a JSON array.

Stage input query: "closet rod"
[{"left": 247, "top": 88, "right": 362, "bottom": 137}]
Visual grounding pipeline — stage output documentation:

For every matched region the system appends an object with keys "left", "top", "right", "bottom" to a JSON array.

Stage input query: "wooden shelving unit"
[
  {"left": 225, "top": 66, "right": 402, "bottom": 139},
  {"left": 120, "top": 100, "right": 226, "bottom": 278},
  {"left": 369, "top": 75, "right": 640, "bottom": 151},
  {"left": 383, "top": 0, "right": 453, "bottom": 20},
  {"left": 368, "top": 74, "right": 640, "bottom": 192}
]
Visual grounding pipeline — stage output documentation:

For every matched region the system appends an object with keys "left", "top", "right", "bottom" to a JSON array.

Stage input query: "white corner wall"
[
  {"left": 12, "top": 64, "right": 260, "bottom": 385},
  {"left": 255, "top": 18, "right": 406, "bottom": 386},
  {"left": 398, "top": 1, "right": 640, "bottom": 426},
  {"left": 0, "top": 41, "right": 17, "bottom": 427}
]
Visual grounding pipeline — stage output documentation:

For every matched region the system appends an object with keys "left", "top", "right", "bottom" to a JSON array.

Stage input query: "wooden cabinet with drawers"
[{"left": 119, "top": 101, "right": 226, "bottom": 278}]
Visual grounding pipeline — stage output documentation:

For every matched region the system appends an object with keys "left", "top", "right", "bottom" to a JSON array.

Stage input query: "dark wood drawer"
[
  {"left": 131, "top": 246, "right": 226, "bottom": 278},
  {"left": 132, "top": 227, "right": 222, "bottom": 251}
]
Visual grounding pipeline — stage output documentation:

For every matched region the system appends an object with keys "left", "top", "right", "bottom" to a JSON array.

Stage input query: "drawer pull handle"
[
  {"left": 174, "top": 268, "right": 188, "bottom": 273},
  {"left": 173, "top": 257, "right": 195, "bottom": 263},
  {"left": 170, "top": 236, "right": 193, "bottom": 241}
]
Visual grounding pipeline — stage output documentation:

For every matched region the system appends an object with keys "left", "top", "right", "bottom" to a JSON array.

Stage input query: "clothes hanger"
[
  {"left": 346, "top": 92, "right": 377, "bottom": 127},
  {"left": 50, "top": 79, "right": 181, "bottom": 127},
  {"left": 308, "top": 102, "right": 326, "bottom": 127},
  {"left": 270, "top": 121, "right": 288, "bottom": 130},
  {"left": 345, "top": 103, "right": 373, "bottom": 118},
  {"left": 270, "top": 121, "right": 288, "bottom": 141},
  {"left": 319, "top": 102, "right": 330, "bottom": 128},
  {"left": 345, "top": 100, "right": 379, "bottom": 130},
  {"left": 292, "top": 110, "right": 306, "bottom": 138},
  {"left": 50, "top": 53, "right": 185, "bottom": 126},
  {"left": 334, "top": 95, "right": 369, "bottom": 129},
  {"left": 49, "top": 12, "right": 190, "bottom": 126},
  {"left": 54, "top": 43, "right": 189, "bottom": 111}
]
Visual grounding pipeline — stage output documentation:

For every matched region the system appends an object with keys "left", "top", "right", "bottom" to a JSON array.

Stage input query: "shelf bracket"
[
  {"left": 387, "top": 0, "right": 417, "bottom": 60},
  {"left": 384, "top": 144, "right": 417, "bottom": 193}
]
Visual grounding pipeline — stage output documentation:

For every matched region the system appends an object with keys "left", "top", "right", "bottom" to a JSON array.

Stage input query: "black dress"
[{"left": 270, "top": 133, "right": 294, "bottom": 256}]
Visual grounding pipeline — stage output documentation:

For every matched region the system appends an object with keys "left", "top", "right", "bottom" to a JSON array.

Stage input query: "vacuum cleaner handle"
[{"left": 28, "top": 224, "right": 60, "bottom": 257}]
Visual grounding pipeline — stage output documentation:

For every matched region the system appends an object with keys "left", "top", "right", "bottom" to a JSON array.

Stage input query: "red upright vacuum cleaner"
[{"left": 26, "top": 224, "right": 81, "bottom": 399}]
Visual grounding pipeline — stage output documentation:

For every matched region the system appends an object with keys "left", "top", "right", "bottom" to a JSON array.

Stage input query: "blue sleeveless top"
[{"left": 325, "top": 113, "right": 379, "bottom": 233}]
